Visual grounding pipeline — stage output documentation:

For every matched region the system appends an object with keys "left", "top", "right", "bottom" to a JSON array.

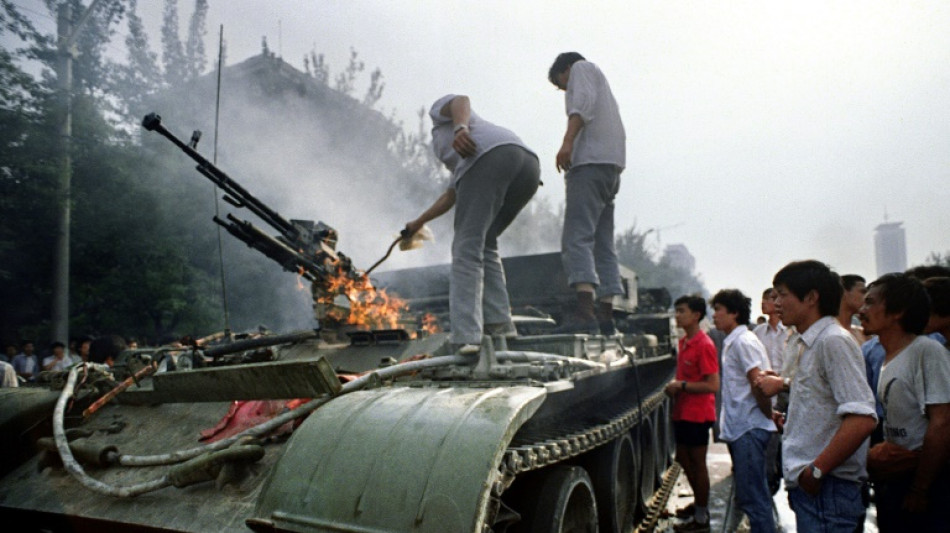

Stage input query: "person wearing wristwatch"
[
  {"left": 772, "top": 261, "right": 877, "bottom": 533},
  {"left": 405, "top": 95, "right": 540, "bottom": 356},
  {"left": 664, "top": 295, "right": 719, "bottom": 532}
]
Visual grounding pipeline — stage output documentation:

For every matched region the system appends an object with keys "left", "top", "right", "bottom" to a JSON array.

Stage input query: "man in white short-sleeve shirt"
[
  {"left": 753, "top": 287, "right": 788, "bottom": 372},
  {"left": 772, "top": 260, "right": 877, "bottom": 533},
  {"left": 861, "top": 273, "right": 950, "bottom": 532},
  {"left": 712, "top": 288, "right": 776, "bottom": 533}
]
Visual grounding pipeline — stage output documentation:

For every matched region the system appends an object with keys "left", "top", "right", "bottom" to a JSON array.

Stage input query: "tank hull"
[{"left": 0, "top": 336, "right": 676, "bottom": 532}]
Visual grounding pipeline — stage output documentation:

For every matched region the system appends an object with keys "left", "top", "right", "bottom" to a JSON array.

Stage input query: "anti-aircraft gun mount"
[
  {"left": 142, "top": 112, "right": 366, "bottom": 334},
  {"left": 0, "top": 113, "right": 681, "bottom": 533}
]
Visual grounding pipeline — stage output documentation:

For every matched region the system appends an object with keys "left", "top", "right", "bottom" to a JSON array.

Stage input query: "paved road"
[{"left": 656, "top": 442, "right": 879, "bottom": 532}]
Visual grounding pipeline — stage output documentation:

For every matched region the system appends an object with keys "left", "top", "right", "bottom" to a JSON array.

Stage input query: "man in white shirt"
[
  {"left": 752, "top": 287, "right": 788, "bottom": 495},
  {"left": 711, "top": 289, "right": 776, "bottom": 533},
  {"left": 838, "top": 274, "right": 868, "bottom": 344},
  {"left": 12, "top": 341, "right": 38, "bottom": 382},
  {"left": 861, "top": 273, "right": 950, "bottom": 532},
  {"left": 548, "top": 52, "right": 625, "bottom": 335},
  {"left": 42, "top": 341, "right": 77, "bottom": 372},
  {"left": 753, "top": 287, "right": 788, "bottom": 372},
  {"left": 772, "top": 260, "right": 877, "bottom": 533},
  {"left": 406, "top": 95, "right": 539, "bottom": 354}
]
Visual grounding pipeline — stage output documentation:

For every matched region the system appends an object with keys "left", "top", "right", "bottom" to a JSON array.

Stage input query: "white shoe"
[{"left": 458, "top": 344, "right": 480, "bottom": 355}]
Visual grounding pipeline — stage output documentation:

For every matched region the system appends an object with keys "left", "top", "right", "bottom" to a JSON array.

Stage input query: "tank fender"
[{"left": 253, "top": 385, "right": 546, "bottom": 533}]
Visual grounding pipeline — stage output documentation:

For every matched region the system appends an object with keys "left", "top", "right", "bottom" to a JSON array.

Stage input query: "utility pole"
[{"left": 51, "top": 0, "right": 103, "bottom": 344}]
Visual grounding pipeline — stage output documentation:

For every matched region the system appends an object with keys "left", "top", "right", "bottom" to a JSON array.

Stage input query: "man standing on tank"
[
  {"left": 666, "top": 295, "right": 720, "bottom": 532},
  {"left": 406, "top": 95, "right": 540, "bottom": 354},
  {"left": 548, "top": 52, "right": 625, "bottom": 335}
]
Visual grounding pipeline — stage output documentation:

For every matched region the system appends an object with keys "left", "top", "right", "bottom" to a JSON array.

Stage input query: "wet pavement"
[{"left": 654, "top": 442, "right": 878, "bottom": 532}]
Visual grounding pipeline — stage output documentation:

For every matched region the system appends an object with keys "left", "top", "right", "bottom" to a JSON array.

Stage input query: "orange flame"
[
  {"left": 421, "top": 313, "right": 441, "bottom": 335},
  {"left": 319, "top": 270, "right": 408, "bottom": 330}
]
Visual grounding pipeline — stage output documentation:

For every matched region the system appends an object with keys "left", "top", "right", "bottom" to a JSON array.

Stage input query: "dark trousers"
[{"left": 875, "top": 471, "right": 950, "bottom": 533}]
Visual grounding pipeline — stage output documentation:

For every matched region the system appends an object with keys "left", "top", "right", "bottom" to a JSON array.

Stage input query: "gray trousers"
[
  {"left": 561, "top": 164, "right": 623, "bottom": 297},
  {"left": 451, "top": 145, "right": 540, "bottom": 344}
]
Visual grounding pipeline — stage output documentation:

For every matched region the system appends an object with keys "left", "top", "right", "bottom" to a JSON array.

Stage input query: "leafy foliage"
[
  {"left": 160, "top": 0, "right": 186, "bottom": 84},
  {"left": 927, "top": 251, "right": 950, "bottom": 268},
  {"left": 183, "top": 0, "right": 207, "bottom": 80},
  {"left": 0, "top": 0, "right": 704, "bottom": 346},
  {"left": 615, "top": 224, "right": 707, "bottom": 303}
]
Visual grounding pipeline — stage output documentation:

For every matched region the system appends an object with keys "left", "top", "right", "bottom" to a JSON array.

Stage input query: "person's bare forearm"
[
  {"left": 556, "top": 114, "right": 585, "bottom": 172},
  {"left": 562, "top": 114, "right": 584, "bottom": 144},
  {"left": 666, "top": 373, "right": 719, "bottom": 397},
  {"left": 910, "top": 405, "right": 950, "bottom": 492},
  {"left": 746, "top": 368, "right": 772, "bottom": 418},
  {"left": 813, "top": 414, "right": 876, "bottom": 472},
  {"left": 692, "top": 373, "right": 720, "bottom": 394},
  {"left": 408, "top": 189, "right": 456, "bottom": 233}
]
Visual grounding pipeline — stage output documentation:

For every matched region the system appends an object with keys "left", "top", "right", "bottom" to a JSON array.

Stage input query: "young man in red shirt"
[{"left": 666, "top": 295, "right": 720, "bottom": 532}]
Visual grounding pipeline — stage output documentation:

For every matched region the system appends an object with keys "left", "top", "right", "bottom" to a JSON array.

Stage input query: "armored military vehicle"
[{"left": 0, "top": 115, "right": 679, "bottom": 532}]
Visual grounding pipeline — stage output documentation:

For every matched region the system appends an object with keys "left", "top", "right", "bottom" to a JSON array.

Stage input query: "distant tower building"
[
  {"left": 874, "top": 219, "right": 907, "bottom": 277},
  {"left": 663, "top": 243, "right": 696, "bottom": 273}
]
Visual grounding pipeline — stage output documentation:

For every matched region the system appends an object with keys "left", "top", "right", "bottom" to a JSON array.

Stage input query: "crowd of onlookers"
[
  {"left": 0, "top": 335, "right": 138, "bottom": 387},
  {"left": 667, "top": 260, "right": 950, "bottom": 533}
]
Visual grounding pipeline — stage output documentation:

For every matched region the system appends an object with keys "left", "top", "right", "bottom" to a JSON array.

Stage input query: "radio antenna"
[{"left": 212, "top": 24, "right": 232, "bottom": 338}]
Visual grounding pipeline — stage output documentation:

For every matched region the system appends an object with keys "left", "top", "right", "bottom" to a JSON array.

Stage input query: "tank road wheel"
[
  {"left": 586, "top": 432, "right": 638, "bottom": 533},
  {"left": 528, "top": 466, "right": 598, "bottom": 533},
  {"left": 636, "top": 415, "right": 657, "bottom": 520}
]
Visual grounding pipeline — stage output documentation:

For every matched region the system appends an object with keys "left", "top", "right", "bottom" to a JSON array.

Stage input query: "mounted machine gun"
[{"left": 141, "top": 113, "right": 370, "bottom": 331}]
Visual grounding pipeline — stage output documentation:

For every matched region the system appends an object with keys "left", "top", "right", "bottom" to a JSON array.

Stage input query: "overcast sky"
[{"left": 11, "top": 0, "right": 950, "bottom": 311}]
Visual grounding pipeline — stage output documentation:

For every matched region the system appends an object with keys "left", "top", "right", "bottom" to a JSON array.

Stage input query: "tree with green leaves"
[
  {"left": 303, "top": 46, "right": 329, "bottom": 85},
  {"left": 115, "top": 0, "right": 161, "bottom": 119},
  {"left": 160, "top": 0, "right": 186, "bottom": 84},
  {"left": 927, "top": 251, "right": 950, "bottom": 269},
  {"left": 334, "top": 47, "right": 364, "bottom": 96},
  {"left": 0, "top": 0, "right": 221, "bottom": 343},
  {"left": 183, "top": 0, "right": 207, "bottom": 80},
  {"left": 614, "top": 224, "right": 707, "bottom": 306}
]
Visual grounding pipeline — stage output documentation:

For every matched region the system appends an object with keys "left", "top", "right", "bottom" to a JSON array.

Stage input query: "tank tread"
[
  {"left": 636, "top": 462, "right": 681, "bottom": 533},
  {"left": 502, "top": 389, "right": 666, "bottom": 475}
]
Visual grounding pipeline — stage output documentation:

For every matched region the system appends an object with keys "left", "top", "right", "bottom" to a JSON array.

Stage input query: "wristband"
[
  {"left": 453, "top": 123, "right": 469, "bottom": 134},
  {"left": 681, "top": 381, "right": 687, "bottom": 392}
]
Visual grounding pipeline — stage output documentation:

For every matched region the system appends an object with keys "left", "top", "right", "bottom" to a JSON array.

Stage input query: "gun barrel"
[
  {"left": 214, "top": 215, "right": 324, "bottom": 282},
  {"left": 142, "top": 113, "right": 296, "bottom": 239},
  {"left": 143, "top": 112, "right": 365, "bottom": 305}
]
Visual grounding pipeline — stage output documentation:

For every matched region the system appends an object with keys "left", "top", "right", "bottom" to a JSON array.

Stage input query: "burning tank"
[{"left": 0, "top": 114, "right": 679, "bottom": 532}]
